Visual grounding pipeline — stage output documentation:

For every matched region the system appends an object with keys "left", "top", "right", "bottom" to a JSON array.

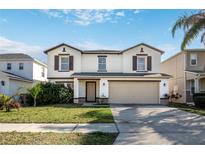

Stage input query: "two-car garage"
[{"left": 108, "top": 81, "right": 160, "bottom": 104}]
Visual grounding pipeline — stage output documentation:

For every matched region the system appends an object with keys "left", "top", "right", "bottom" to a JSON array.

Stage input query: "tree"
[
  {"left": 28, "top": 84, "right": 42, "bottom": 107},
  {"left": 172, "top": 10, "right": 205, "bottom": 50}
]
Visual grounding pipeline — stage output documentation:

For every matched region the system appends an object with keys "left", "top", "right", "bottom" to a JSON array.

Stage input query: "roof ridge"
[{"left": 44, "top": 42, "right": 165, "bottom": 54}]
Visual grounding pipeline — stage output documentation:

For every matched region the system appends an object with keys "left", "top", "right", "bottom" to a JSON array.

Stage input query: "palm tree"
[
  {"left": 172, "top": 10, "right": 205, "bottom": 50},
  {"left": 28, "top": 84, "right": 42, "bottom": 107}
]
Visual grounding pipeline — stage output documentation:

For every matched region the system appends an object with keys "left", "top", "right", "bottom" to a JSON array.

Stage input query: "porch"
[
  {"left": 185, "top": 71, "right": 205, "bottom": 102},
  {"left": 73, "top": 78, "right": 108, "bottom": 104}
]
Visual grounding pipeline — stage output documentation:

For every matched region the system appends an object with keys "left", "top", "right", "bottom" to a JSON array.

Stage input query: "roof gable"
[
  {"left": 44, "top": 43, "right": 82, "bottom": 54},
  {"left": 121, "top": 43, "right": 164, "bottom": 54},
  {"left": 44, "top": 42, "right": 164, "bottom": 55}
]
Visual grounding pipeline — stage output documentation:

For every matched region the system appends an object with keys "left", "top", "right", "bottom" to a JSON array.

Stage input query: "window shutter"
[
  {"left": 133, "top": 56, "right": 137, "bottom": 70},
  {"left": 147, "top": 56, "right": 152, "bottom": 71},
  {"left": 69, "top": 56, "right": 73, "bottom": 70},
  {"left": 54, "top": 55, "right": 59, "bottom": 70}
]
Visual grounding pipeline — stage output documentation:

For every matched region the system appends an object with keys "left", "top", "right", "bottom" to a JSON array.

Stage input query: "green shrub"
[
  {"left": 26, "top": 82, "right": 73, "bottom": 106},
  {"left": 0, "top": 93, "right": 11, "bottom": 111},
  {"left": 193, "top": 93, "right": 205, "bottom": 108}
]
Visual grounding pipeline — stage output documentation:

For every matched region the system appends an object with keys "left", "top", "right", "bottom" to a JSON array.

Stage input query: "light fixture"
[
  {"left": 140, "top": 48, "right": 144, "bottom": 52},
  {"left": 62, "top": 47, "right": 66, "bottom": 52},
  {"left": 103, "top": 82, "right": 105, "bottom": 86},
  {"left": 163, "top": 83, "right": 166, "bottom": 87}
]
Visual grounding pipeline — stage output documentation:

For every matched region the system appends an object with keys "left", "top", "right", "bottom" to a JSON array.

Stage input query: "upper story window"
[
  {"left": 98, "top": 56, "right": 106, "bottom": 72},
  {"left": 41, "top": 67, "right": 45, "bottom": 77},
  {"left": 190, "top": 53, "right": 197, "bottom": 66},
  {"left": 137, "top": 57, "right": 146, "bottom": 71},
  {"left": 60, "top": 56, "right": 69, "bottom": 71},
  {"left": 7, "top": 63, "right": 11, "bottom": 70},
  {"left": 19, "top": 63, "right": 24, "bottom": 70}
]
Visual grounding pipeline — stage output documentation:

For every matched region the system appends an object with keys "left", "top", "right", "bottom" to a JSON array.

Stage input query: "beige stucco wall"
[
  {"left": 122, "top": 45, "right": 161, "bottom": 73},
  {"left": 47, "top": 45, "right": 82, "bottom": 78},
  {"left": 186, "top": 51, "right": 205, "bottom": 71},
  {"left": 47, "top": 44, "right": 162, "bottom": 80},
  {"left": 81, "top": 54, "right": 122, "bottom": 72},
  {"left": 79, "top": 80, "right": 99, "bottom": 98},
  {"left": 200, "top": 78, "right": 205, "bottom": 91},
  {"left": 161, "top": 52, "right": 186, "bottom": 103}
]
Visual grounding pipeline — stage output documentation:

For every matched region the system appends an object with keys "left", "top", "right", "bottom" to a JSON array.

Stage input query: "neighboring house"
[
  {"left": 45, "top": 43, "right": 170, "bottom": 104},
  {"left": 0, "top": 53, "right": 47, "bottom": 96},
  {"left": 161, "top": 49, "right": 205, "bottom": 103}
]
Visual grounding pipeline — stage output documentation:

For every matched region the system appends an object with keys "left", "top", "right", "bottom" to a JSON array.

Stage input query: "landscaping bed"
[
  {"left": 168, "top": 102, "right": 205, "bottom": 116},
  {"left": 0, "top": 132, "right": 118, "bottom": 145},
  {"left": 0, "top": 104, "right": 114, "bottom": 123}
]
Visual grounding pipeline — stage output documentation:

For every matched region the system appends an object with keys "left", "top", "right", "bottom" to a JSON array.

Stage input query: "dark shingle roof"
[
  {"left": 83, "top": 50, "right": 121, "bottom": 54},
  {"left": 0, "top": 53, "right": 33, "bottom": 60},
  {"left": 71, "top": 72, "right": 171, "bottom": 78},
  {"left": 44, "top": 43, "right": 82, "bottom": 54},
  {"left": 184, "top": 49, "right": 205, "bottom": 52},
  {"left": 2, "top": 71, "right": 33, "bottom": 82},
  {"left": 185, "top": 70, "right": 205, "bottom": 73},
  {"left": 44, "top": 42, "right": 165, "bottom": 54}
]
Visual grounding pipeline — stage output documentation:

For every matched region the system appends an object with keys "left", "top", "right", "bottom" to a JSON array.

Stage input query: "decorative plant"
[
  {"left": 28, "top": 83, "right": 42, "bottom": 107},
  {"left": 167, "top": 91, "right": 182, "bottom": 103},
  {"left": 26, "top": 82, "right": 73, "bottom": 106}
]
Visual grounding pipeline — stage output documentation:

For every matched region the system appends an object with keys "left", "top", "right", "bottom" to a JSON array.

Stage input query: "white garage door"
[{"left": 108, "top": 81, "right": 159, "bottom": 104}]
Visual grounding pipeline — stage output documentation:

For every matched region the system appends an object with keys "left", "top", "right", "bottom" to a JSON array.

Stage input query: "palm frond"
[
  {"left": 201, "top": 32, "right": 205, "bottom": 45},
  {"left": 181, "top": 19, "right": 205, "bottom": 50},
  {"left": 172, "top": 15, "right": 190, "bottom": 38},
  {"left": 172, "top": 11, "right": 205, "bottom": 38}
]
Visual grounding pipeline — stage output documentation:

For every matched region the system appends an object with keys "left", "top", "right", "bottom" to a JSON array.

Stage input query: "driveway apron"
[{"left": 111, "top": 105, "right": 205, "bottom": 145}]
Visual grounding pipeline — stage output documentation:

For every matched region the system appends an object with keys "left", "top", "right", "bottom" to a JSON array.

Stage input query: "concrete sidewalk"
[{"left": 0, "top": 123, "right": 118, "bottom": 133}]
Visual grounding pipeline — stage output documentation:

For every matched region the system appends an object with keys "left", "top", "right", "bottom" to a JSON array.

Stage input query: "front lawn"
[
  {"left": 0, "top": 132, "right": 118, "bottom": 145},
  {"left": 0, "top": 104, "right": 114, "bottom": 123},
  {"left": 168, "top": 102, "right": 205, "bottom": 116}
]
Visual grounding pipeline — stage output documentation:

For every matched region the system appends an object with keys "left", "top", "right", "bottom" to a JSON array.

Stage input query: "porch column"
[
  {"left": 73, "top": 78, "right": 79, "bottom": 103},
  {"left": 194, "top": 78, "right": 199, "bottom": 93},
  {"left": 99, "top": 79, "right": 108, "bottom": 98}
]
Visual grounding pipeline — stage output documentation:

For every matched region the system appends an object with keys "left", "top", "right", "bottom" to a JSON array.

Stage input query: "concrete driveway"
[{"left": 111, "top": 105, "right": 205, "bottom": 145}]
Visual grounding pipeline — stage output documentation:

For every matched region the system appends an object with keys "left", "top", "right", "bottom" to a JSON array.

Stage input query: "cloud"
[
  {"left": 133, "top": 10, "right": 141, "bottom": 14},
  {"left": 0, "top": 36, "right": 46, "bottom": 62},
  {"left": 72, "top": 40, "right": 121, "bottom": 50},
  {"left": 116, "top": 11, "right": 125, "bottom": 17},
  {"left": 158, "top": 43, "right": 176, "bottom": 52},
  {"left": 40, "top": 9, "right": 130, "bottom": 26},
  {"left": 0, "top": 17, "right": 7, "bottom": 22}
]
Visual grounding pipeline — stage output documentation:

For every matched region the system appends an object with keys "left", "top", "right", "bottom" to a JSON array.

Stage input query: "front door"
[{"left": 86, "top": 82, "right": 96, "bottom": 102}]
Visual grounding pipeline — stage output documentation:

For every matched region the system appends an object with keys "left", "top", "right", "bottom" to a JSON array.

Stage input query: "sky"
[{"left": 0, "top": 9, "right": 204, "bottom": 63}]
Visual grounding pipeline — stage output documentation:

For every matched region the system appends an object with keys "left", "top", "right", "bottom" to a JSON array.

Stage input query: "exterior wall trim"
[{"left": 47, "top": 77, "right": 74, "bottom": 79}]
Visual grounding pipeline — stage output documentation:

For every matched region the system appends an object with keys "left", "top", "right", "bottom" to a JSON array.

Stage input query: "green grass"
[
  {"left": 168, "top": 102, "right": 205, "bottom": 116},
  {"left": 0, "top": 132, "right": 118, "bottom": 145},
  {"left": 0, "top": 104, "right": 114, "bottom": 123}
]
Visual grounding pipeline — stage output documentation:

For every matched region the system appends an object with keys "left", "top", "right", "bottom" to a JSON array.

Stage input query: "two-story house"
[
  {"left": 45, "top": 43, "right": 170, "bottom": 104},
  {"left": 161, "top": 49, "right": 205, "bottom": 103},
  {"left": 0, "top": 53, "right": 47, "bottom": 96}
]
